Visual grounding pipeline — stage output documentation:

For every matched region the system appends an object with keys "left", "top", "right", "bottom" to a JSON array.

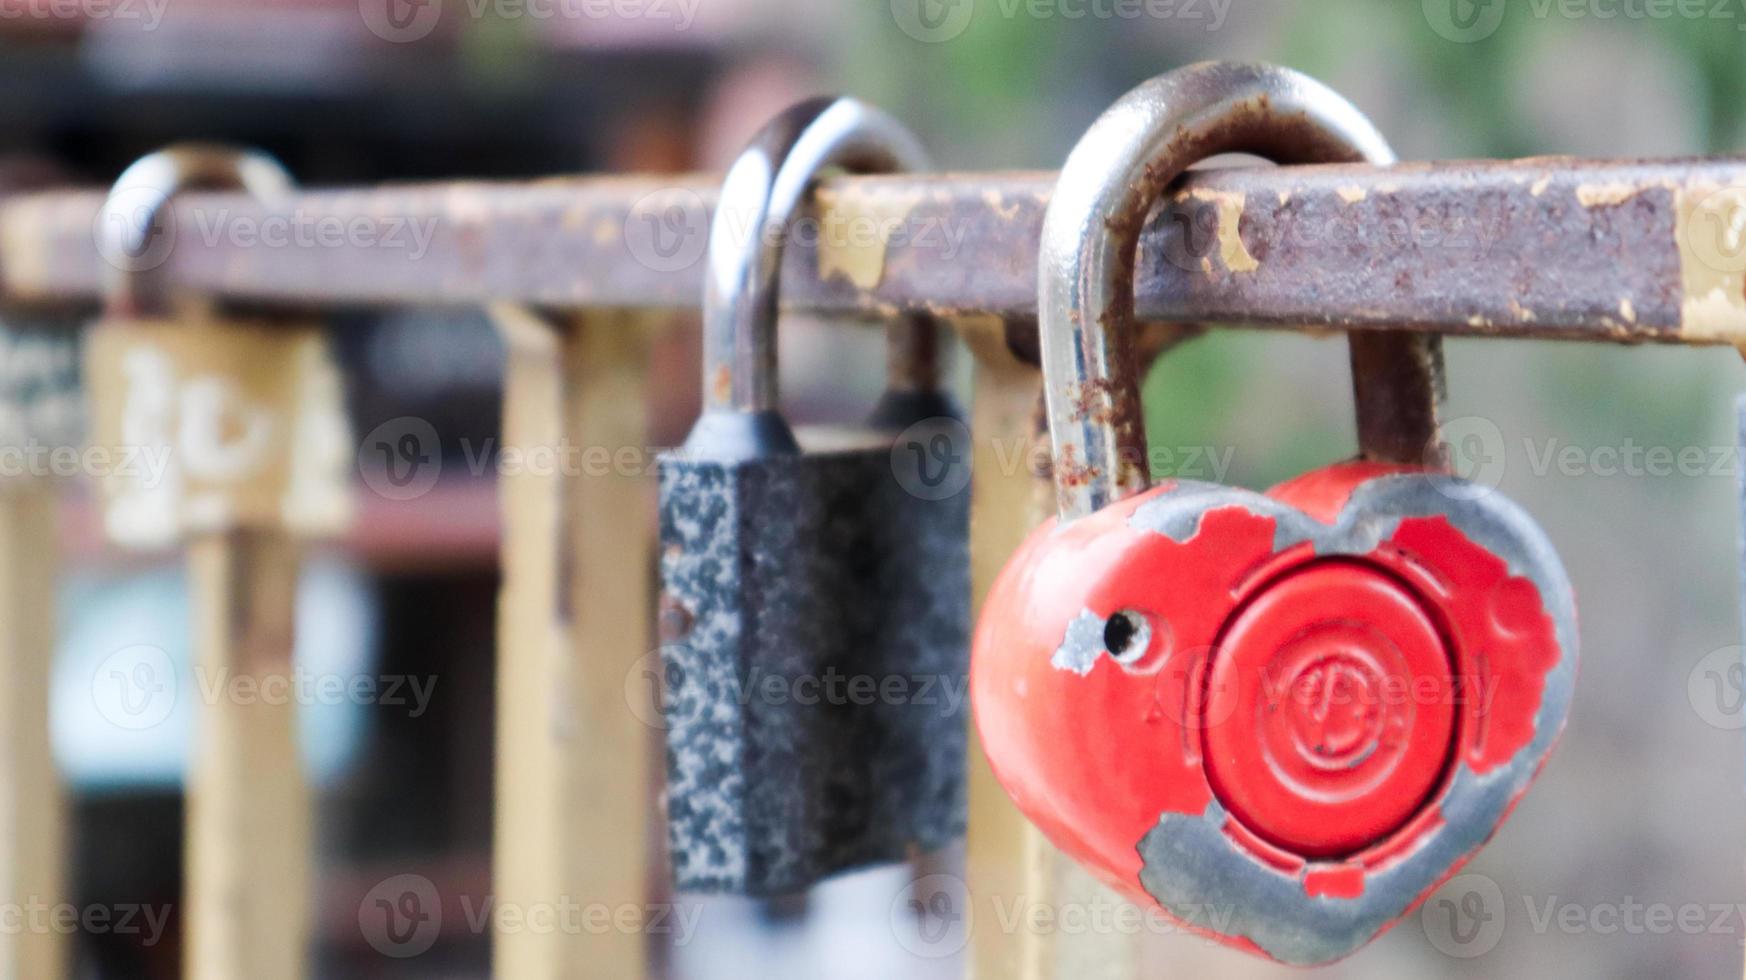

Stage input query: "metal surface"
[
  {"left": 492, "top": 307, "right": 661, "bottom": 979},
  {"left": 658, "top": 449, "right": 969, "bottom": 894},
  {"left": 1036, "top": 61, "right": 1400, "bottom": 520},
  {"left": 4, "top": 160, "right": 1744, "bottom": 341},
  {"left": 1350, "top": 331, "right": 1448, "bottom": 469},
  {"left": 97, "top": 143, "right": 292, "bottom": 318},
  {"left": 699, "top": 95, "right": 929, "bottom": 420}
]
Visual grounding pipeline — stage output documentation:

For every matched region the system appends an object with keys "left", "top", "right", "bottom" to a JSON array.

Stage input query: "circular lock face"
[{"left": 1202, "top": 561, "right": 1456, "bottom": 858}]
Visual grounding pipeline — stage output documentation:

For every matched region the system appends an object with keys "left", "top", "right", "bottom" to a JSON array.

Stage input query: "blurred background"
[{"left": 6, "top": 0, "right": 1746, "bottom": 977}]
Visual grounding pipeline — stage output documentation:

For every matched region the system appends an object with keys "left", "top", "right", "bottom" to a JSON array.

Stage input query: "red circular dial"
[{"left": 1202, "top": 561, "right": 1456, "bottom": 858}]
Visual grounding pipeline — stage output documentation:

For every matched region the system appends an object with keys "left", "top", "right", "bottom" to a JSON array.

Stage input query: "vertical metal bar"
[
  {"left": 492, "top": 305, "right": 570, "bottom": 978},
  {"left": 560, "top": 311, "right": 660, "bottom": 976},
  {"left": 0, "top": 486, "right": 66, "bottom": 980},
  {"left": 1349, "top": 332, "right": 1447, "bottom": 466},
  {"left": 958, "top": 316, "right": 1137, "bottom": 980},
  {"left": 1737, "top": 394, "right": 1746, "bottom": 980},
  {"left": 185, "top": 529, "right": 311, "bottom": 980},
  {"left": 961, "top": 315, "right": 1054, "bottom": 980},
  {"left": 491, "top": 306, "right": 659, "bottom": 979}
]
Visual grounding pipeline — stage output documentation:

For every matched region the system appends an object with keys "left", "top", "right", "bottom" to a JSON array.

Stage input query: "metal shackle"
[
  {"left": 689, "top": 96, "right": 935, "bottom": 458},
  {"left": 100, "top": 142, "right": 294, "bottom": 319},
  {"left": 1038, "top": 61, "right": 1439, "bottom": 522}
]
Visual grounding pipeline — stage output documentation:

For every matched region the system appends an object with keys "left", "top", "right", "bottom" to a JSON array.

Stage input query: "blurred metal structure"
[
  {"left": 0, "top": 450, "right": 67, "bottom": 980},
  {"left": 492, "top": 305, "right": 665, "bottom": 980},
  {"left": 82, "top": 144, "right": 349, "bottom": 980}
]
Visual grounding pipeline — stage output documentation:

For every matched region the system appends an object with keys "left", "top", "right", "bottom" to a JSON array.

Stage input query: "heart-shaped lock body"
[
  {"left": 970, "top": 62, "right": 1580, "bottom": 966},
  {"left": 972, "top": 461, "right": 1576, "bottom": 964}
]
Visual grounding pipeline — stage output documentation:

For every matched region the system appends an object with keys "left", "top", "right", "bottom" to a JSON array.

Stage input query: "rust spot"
[
  {"left": 1067, "top": 377, "right": 1121, "bottom": 425},
  {"left": 1054, "top": 445, "right": 1102, "bottom": 488},
  {"left": 657, "top": 590, "right": 695, "bottom": 643},
  {"left": 710, "top": 363, "right": 734, "bottom": 405}
]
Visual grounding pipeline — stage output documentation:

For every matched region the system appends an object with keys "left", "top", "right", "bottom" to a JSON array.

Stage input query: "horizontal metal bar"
[{"left": 4, "top": 158, "right": 1744, "bottom": 344}]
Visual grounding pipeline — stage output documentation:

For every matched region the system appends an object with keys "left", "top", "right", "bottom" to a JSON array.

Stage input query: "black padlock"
[{"left": 657, "top": 96, "right": 970, "bottom": 895}]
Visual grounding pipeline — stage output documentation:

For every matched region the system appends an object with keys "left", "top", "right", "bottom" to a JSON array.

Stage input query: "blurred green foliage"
[{"left": 837, "top": 0, "right": 1746, "bottom": 488}]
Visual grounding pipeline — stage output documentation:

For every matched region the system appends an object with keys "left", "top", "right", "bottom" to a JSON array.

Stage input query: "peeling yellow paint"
[
  {"left": 1196, "top": 189, "right": 1259, "bottom": 273},
  {"left": 1619, "top": 298, "right": 1636, "bottom": 323},
  {"left": 980, "top": 187, "right": 1021, "bottom": 222},
  {"left": 1676, "top": 183, "right": 1746, "bottom": 342},
  {"left": 813, "top": 187, "right": 922, "bottom": 291},
  {"left": 1276, "top": 190, "right": 1291, "bottom": 206},
  {"left": 1530, "top": 176, "right": 1552, "bottom": 197},
  {"left": 1336, "top": 186, "right": 1367, "bottom": 204},
  {"left": 1575, "top": 182, "right": 1644, "bottom": 209}
]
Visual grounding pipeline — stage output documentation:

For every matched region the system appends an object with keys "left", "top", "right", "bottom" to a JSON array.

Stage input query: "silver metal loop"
[
  {"left": 691, "top": 96, "right": 929, "bottom": 456},
  {"left": 1039, "top": 61, "right": 1400, "bottom": 522},
  {"left": 99, "top": 142, "right": 294, "bottom": 318}
]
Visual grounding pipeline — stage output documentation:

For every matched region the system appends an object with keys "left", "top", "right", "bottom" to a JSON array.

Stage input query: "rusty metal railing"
[{"left": 4, "top": 158, "right": 1744, "bottom": 344}]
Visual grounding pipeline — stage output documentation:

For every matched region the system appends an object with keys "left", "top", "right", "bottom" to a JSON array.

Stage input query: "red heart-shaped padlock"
[
  {"left": 972, "top": 62, "right": 1580, "bottom": 965},
  {"left": 972, "top": 461, "right": 1576, "bottom": 964}
]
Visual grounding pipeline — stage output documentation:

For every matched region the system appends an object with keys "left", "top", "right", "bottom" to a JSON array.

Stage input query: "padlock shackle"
[
  {"left": 692, "top": 96, "right": 932, "bottom": 457},
  {"left": 1039, "top": 61, "right": 1436, "bottom": 522},
  {"left": 100, "top": 142, "right": 294, "bottom": 320}
]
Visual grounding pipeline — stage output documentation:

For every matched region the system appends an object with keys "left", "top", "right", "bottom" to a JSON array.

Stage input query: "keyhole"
[{"left": 1104, "top": 611, "right": 1145, "bottom": 661}]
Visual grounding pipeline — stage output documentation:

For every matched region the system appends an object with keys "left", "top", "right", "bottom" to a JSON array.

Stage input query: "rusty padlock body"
[
  {"left": 970, "top": 62, "right": 1578, "bottom": 965},
  {"left": 658, "top": 97, "right": 970, "bottom": 896}
]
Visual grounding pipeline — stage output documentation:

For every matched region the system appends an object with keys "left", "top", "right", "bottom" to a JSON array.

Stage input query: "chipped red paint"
[
  {"left": 1303, "top": 865, "right": 1366, "bottom": 900},
  {"left": 971, "top": 461, "right": 1570, "bottom": 962}
]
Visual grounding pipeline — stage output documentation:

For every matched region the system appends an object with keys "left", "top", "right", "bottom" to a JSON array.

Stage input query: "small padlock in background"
[
  {"left": 82, "top": 144, "right": 352, "bottom": 980},
  {"left": 658, "top": 96, "right": 970, "bottom": 896}
]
